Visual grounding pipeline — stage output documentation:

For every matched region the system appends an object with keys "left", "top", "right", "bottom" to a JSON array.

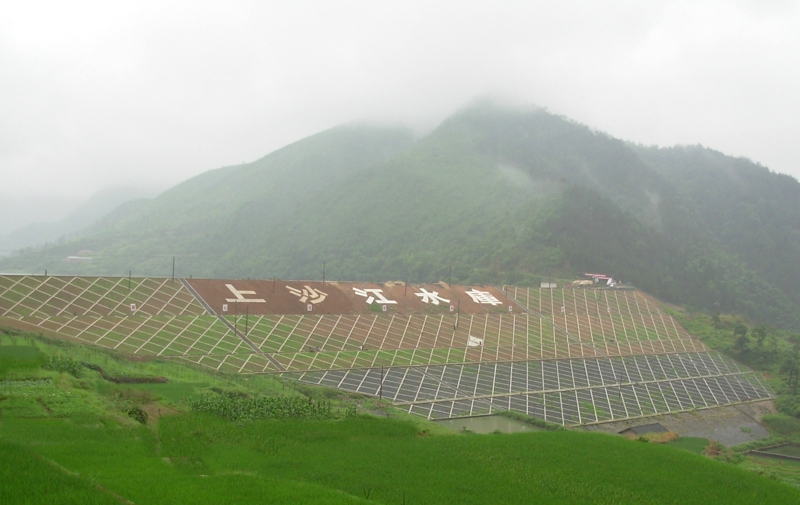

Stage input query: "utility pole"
[
  {"left": 128, "top": 271, "right": 132, "bottom": 291},
  {"left": 273, "top": 277, "right": 276, "bottom": 293},
  {"left": 449, "top": 266, "right": 452, "bottom": 286},
  {"left": 172, "top": 256, "right": 175, "bottom": 282},
  {"left": 322, "top": 262, "right": 326, "bottom": 285}
]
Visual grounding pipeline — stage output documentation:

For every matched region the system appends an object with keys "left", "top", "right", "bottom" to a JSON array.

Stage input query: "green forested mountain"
[{"left": 4, "top": 102, "right": 800, "bottom": 329}]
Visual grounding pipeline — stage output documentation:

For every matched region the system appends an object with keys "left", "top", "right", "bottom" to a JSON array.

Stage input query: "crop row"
[{"left": 186, "top": 393, "right": 344, "bottom": 421}]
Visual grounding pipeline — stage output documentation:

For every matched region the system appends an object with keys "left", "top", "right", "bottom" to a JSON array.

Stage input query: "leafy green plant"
[
  {"left": 731, "top": 436, "right": 787, "bottom": 453},
  {"left": 762, "top": 414, "right": 800, "bottom": 436},
  {"left": 781, "top": 356, "right": 800, "bottom": 396},
  {"left": 185, "top": 393, "right": 338, "bottom": 422},
  {"left": 127, "top": 406, "right": 148, "bottom": 424},
  {"left": 775, "top": 395, "right": 800, "bottom": 418},
  {"left": 43, "top": 356, "right": 82, "bottom": 378}
]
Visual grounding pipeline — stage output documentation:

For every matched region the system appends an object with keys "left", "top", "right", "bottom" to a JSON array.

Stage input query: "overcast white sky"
[{"left": 2, "top": 0, "right": 799, "bottom": 205}]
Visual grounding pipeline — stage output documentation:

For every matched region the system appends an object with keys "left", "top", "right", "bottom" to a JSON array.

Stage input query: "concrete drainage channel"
[{"left": 749, "top": 444, "right": 800, "bottom": 462}]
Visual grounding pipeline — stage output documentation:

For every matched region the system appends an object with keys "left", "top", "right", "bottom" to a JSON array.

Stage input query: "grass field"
[
  {"left": 0, "top": 441, "right": 119, "bottom": 505},
  {"left": 666, "top": 436, "right": 711, "bottom": 454},
  {"left": 3, "top": 412, "right": 800, "bottom": 504},
  {"left": 1, "top": 327, "right": 798, "bottom": 502}
]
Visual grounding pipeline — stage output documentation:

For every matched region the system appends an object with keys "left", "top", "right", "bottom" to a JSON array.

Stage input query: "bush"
[
  {"left": 42, "top": 356, "right": 81, "bottom": 378},
  {"left": 703, "top": 440, "right": 725, "bottom": 457},
  {"left": 185, "top": 393, "right": 338, "bottom": 422},
  {"left": 127, "top": 406, "right": 148, "bottom": 424},
  {"left": 762, "top": 414, "right": 800, "bottom": 435},
  {"left": 732, "top": 436, "right": 787, "bottom": 453},
  {"left": 496, "top": 410, "right": 566, "bottom": 431},
  {"left": 775, "top": 395, "right": 800, "bottom": 418}
]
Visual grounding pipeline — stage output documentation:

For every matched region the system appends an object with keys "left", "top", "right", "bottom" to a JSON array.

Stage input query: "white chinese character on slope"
[
  {"left": 415, "top": 288, "right": 450, "bottom": 305},
  {"left": 225, "top": 284, "right": 266, "bottom": 303},
  {"left": 286, "top": 285, "right": 327, "bottom": 304},
  {"left": 465, "top": 288, "right": 502, "bottom": 306},
  {"left": 353, "top": 288, "right": 397, "bottom": 304}
]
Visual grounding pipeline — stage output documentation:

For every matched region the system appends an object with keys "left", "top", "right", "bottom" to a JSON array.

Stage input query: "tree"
[
  {"left": 731, "top": 323, "right": 749, "bottom": 354},
  {"left": 711, "top": 312, "right": 721, "bottom": 329},
  {"left": 752, "top": 326, "right": 768, "bottom": 350},
  {"left": 780, "top": 355, "right": 800, "bottom": 396},
  {"left": 769, "top": 331, "right": 779, "bottom": 353},
  {"left": 790, "top": 335, "right": 800, "bottom": 357},
  {"left": 733, "top": 334, "right": 751, "bottom": 354}
]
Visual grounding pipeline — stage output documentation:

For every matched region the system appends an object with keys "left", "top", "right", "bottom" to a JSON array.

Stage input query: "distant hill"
[
  {"left": 3, "top": 102, "right": 800, "bottom": 330},
  {"left": 0, "top": 186, "right": 157, "bottom": 257}
]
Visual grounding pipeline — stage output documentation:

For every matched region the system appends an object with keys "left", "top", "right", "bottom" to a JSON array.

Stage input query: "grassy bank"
[
  {"left": 3, "top": 327, "right": 800, "bottom": 503},
  {"left": 3, "top": 413, "right": 800, "bottom": 504}
]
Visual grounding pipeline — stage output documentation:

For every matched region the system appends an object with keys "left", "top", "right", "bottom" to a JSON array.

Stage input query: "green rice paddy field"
[
  {"left": 6, "top": 415, "right": 800, "bottom": 505},
  {"left": 2, "top": 330, "right": 800, "bottom": 504}
]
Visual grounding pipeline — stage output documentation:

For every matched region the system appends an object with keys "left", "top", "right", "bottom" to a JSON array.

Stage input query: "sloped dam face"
[{"left": 0, "top": 276, "right": 774, "bottom": 427}]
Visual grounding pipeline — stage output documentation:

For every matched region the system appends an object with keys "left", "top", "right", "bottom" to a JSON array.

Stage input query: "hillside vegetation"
[{"left": 4, "top": 102, "right": 800, "bottom": 330}]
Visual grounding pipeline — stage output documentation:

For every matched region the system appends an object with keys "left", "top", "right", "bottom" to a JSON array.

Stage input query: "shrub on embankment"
[
  {"left": 42, "top": 356, "right": 82, "bottom": 377},
  {"left": 185, "top": 392, "right": 355, "bottom": 421},
  {"left": 497, "top": 409, "right": 566, "bottom": 431}
]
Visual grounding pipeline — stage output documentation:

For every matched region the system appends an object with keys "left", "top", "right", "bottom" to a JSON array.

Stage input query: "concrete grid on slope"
[
  {"left": 0, "top": 275, "right": 775, "bottom": 426},
  {"left": 284, "top": 352, "right": 772, "bottom": 424}
]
